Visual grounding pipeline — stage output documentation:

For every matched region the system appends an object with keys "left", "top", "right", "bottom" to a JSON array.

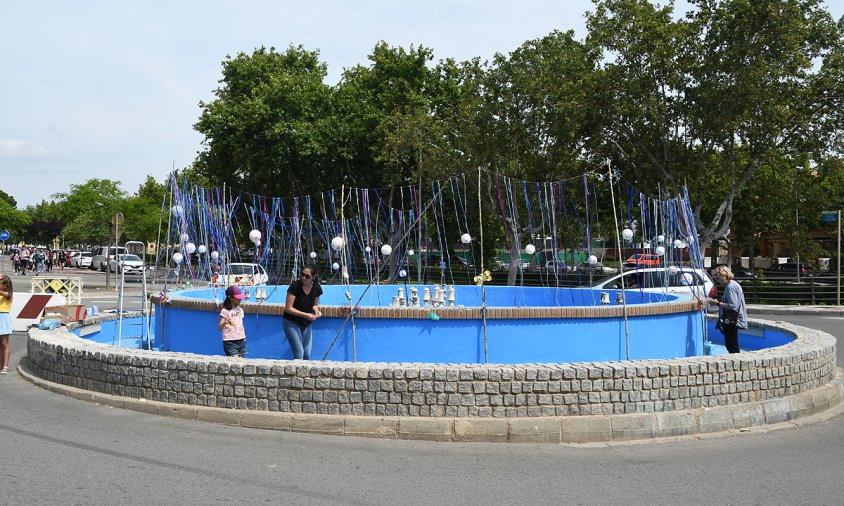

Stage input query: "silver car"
[{"left": 109, "top": 254, "right": 144, "bottom": 275}]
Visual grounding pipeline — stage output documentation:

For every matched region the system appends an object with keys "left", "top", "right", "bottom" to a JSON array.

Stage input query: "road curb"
[
  {"left": 748, "top": 306, "right": 844, "bottom": 317},
  {"left": 17, "top": 359, "right": 844, "bottom": 444}
]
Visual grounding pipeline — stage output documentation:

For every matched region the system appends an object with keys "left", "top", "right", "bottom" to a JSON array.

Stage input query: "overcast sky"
[{"left": 2, "top": 1, "right": 842, "bottom": 209}]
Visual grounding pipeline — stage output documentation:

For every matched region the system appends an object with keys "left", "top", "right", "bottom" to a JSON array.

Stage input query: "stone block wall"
[{"left": 26, "top": 320, "right": 836, "bottom": 418}]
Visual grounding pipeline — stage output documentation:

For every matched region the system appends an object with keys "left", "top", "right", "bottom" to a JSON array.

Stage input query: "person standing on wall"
[
  {"left": 0, "top": 274, "right": 13, "bottom": 374},
  {"left": 708, "top": 264, "right": 748, "bottom": 354},
  {"left": 282, "top": 264, "right": 322, "bottom": 360}
]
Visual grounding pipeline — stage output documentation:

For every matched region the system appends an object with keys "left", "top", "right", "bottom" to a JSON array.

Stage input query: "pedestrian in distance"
[
  {"left": 708, "top": 264, "right": 748, "bottom": 354},
  {"left": 218, "top": 285, "right": 247, "bottom": 358},
  {"left": 282, "top": 264, "right": 322, "bottom": 360},
  {"left": 0, "top": 274, "right": 13, "bottom": 374}
]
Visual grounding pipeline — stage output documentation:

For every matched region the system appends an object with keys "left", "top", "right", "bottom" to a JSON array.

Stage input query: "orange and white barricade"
[{"left": 9, "top": 292, "right": 67, "bottom": 331}]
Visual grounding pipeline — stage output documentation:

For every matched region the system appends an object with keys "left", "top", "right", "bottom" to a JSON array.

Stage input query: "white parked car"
[
  {"left": 212, "top": 263, "right": 269, "bottom": 286},
  {"left": 71, "top": 251, "right": 93, "bottom": 268},
  {"left": 108, "top": 254, "right": 145, "bottom": 275},
  {"left": 592, "top": 267, "right": 716, "bottom": 299}
]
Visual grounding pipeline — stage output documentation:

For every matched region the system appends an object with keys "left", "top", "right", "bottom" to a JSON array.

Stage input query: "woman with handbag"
[{"left": 708, "top": 265, "right": 747, "bottom": 353}]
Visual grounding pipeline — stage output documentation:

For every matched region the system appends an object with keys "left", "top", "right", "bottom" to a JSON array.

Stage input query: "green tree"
[
  {"left": 123, "top": 176, "right": 166, "bottom": 243},
  {"left": 586, "top": 0, "right": 841, "bottom": 247},
  {"left": 53, "top": 179, "right": 127, "bottom": 246},
  {"left": 194, "top": 45, "right": 333, "bottom": 198}
]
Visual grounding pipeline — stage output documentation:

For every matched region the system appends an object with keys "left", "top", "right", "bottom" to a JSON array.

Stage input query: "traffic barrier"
[
  {"left": 30, "top": 276, "right": 83, "bottom": 305},
  {"left": 9, "top": 292, "right": 67, "bottom": 331}
]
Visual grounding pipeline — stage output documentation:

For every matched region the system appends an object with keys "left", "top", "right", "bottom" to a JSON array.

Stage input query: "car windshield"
[
  {"left": 82, "top": 252, "right": 92, "bottom": 257},
  {"left": 229, "top": 264, "right": 255, "bottom": 275},
  {"left": 119, "top": 254, "right": 141, "bottom": 262}
]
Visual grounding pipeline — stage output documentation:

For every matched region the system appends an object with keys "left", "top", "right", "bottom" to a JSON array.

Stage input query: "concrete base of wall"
[{"left": 18, "top": 360, "right": 843, "bottom": 444}]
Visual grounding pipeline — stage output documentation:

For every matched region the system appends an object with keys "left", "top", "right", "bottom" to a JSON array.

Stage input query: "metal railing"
[{"left": 30, "top": 276, "right": 84, "bottom": 305}]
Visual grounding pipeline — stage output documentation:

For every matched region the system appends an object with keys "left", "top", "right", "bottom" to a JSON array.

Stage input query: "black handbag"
[{"left": 718, "top": 308, "right": 739, "bottom": 327}]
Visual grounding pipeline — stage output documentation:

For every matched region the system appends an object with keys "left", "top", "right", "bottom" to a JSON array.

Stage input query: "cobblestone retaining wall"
[{"left": 26, "top": 319, "right": 836, "bottom": 418}]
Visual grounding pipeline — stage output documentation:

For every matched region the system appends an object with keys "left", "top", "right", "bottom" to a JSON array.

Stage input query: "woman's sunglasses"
[{"left": 301, "top": 273, "right": 312, "bottom": 279}]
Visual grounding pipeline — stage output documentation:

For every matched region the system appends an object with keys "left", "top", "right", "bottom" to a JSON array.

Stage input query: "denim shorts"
[{"left": 223, "top": 339, "right": 247, "bottom": 356}]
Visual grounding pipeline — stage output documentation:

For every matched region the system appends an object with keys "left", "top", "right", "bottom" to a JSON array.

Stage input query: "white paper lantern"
[
  {"left": 622, "top": 228, "right": 634, "bottom": 242},
  {"left": 185, "top": 242, "right": 196, "bottom": 255},
  {"left": 408, "top": 249, "right": 415, "bottom": 256},
  {"left": 460, "top": 233, "right": 472, "bottom": 244},
  {"left": 172, "top": 252, "right": 183, "bottom": 265},
  {"left": 210, "top": 251, "right": 219, "bottom": 260},
  {"left": 197, "top": 244, "right": 207, "bottom": 254},
  {"left": 525, "top": 244, "right": 536, "bottom": 255},
  {"left": 342, "top": 267, "right": 349, "bottom": 279},
  {"left": 332, "top": 262, "right": 340, "bottom": 270},
  {"left": 657, "top": 234, "right": 665, "bottom": 243},
  {"left": 331, "top": 236, "right": 345, "bottom": 251},
  {"left": 364, "top": 246, "right": 371, "bottom": 253},
  {"left": 249, "top": 229, "right": 262, "bottom": 244},
  {"left": 309, "top": 251, "right": 317, "bottom": 259},
  {"left": 655, "top": 246, "right": 665, "bottom": 257},
  {"left": 681, "top": 272, "right": 694, "bottom": 286},
  {"left": 673, "top": 239, "right": 683, "bottom": 249},
  {"left": 399, "top": 269, "right": 407, "bottom": 278},
  {"left": 668, "top": 265, "right": 679, "bottom": 275},
  {"left": 180, "top": 233, "right": 190, "bottom": 243},
  {"left": 171, "top": 205, "right": 183, "bottom": 218},
  {"left": 381, "top": 244, "right": 393, "bottom": 256},
  {"left": 589, "top": 254, "right": 598, "bottom": 265}
]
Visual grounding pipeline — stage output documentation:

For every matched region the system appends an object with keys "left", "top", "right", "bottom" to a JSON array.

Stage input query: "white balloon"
[
  {"left": 172, "top": 252, "right": 183, "bottom": 265},
  {"left": 668, "top": 265, "right": 679, "bottom": 275},
  {"left": 180, "top": 233, "right": 190, "bottom": 243},
  {"left": 309, "top": 251, "right": 317, "bottom": 259},
  {"left": 460, "top": 233, "right": 472, "bottom": 244},
  {"left": 673, "top": 239, "right": 683, "bottom": 249},
  {"left": 681, "top": 272, "right": 694, "bottom": 286},
  {"left": 525, "top": 244, "right": 536, "bottom": 255},
  {"left": 342, "top": 267, "right": 349, "bottom": 279},
  {"left": 657, "top": 234, "right": 665, "bottom": 243},
  {"left": 407, "top": 249, "right": 415, "bottom": 256},
  {"left": 655, "top": 246, "right": 665, "bottom": 256},
  {"left": 622, "top": 228, "right": 634, "bottom": 242},
  {"left": 331, "top": 236, "right": 345, "bottom": 251},
  {"left": 589, "top": 254, "right": 598, "bottom": 265},
  {"left": 364, "top": 246, "right": 371, "bottom": 253},
  {"left": 210, "top": 251, "right": 219, "bottom": 260},
  {"left": 171, "top": 205, "right": 183, "bottom": 218},
  {"left": 381, "top": 244, "right": 392, "bottom": 256},
  {"left": 185, "top": 242, "right": 196, "bottom": 254},
  {"left": 197, "top": 244, "right": 207, "bottom": 254},
  {"left": 332, "top": 262, "right": 340, "bottom": 270},
  {"left": 399, "top": 269, "right": 407, "bottom": 278},
  {"left": 249, "top": 229, "right": 262, "bottom": 244}
]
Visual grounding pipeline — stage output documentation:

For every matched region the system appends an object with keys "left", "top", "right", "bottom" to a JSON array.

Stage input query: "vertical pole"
[
  {"left": 478, "top": 167, "right": 488, "bottom": 364},
  {"left": 838, "top": 210, "right": 841, "bottom": 306},
  {"left": 607, "top": 160, "right": 631, "bottom": 360}
]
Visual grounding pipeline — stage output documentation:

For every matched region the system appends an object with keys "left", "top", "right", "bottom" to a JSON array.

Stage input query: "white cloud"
[{"left": 0, "top": 140, "right": 50, "bottom": 159}]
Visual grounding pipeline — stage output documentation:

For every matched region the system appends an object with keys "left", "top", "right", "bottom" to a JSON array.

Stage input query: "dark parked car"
[{"left": 764, "top": 262, "right": 813, "bottom": 278}]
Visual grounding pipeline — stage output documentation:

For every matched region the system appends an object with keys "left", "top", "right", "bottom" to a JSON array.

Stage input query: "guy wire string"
[{"left": 607, "top": 160, "right": 631, "bottom": 360}]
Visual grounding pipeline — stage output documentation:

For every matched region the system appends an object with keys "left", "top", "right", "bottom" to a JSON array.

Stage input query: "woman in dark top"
[{"left": 283, "top": 264, "right": 323, "bottom": 359}]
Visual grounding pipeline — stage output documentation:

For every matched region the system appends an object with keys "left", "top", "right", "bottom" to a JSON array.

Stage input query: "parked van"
[{"left": 91, "top": 246, "right": 127, "bottom": 271}]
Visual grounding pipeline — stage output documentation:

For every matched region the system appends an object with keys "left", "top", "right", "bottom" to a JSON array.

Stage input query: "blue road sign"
[
  {"left": 0, "top": 230, "right": 9, "bottom": 241},
  {"left": 821, "top": 211, "right": 839, "bottom": 224}
]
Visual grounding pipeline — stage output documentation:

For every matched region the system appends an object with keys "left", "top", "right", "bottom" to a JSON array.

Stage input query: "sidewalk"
[{"left": 748, "top": 304, "right": 844, "bottom": 317}]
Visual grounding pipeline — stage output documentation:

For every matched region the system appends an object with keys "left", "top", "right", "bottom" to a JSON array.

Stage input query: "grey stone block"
[
  {"left": 197, "top": 406, "right": 244, "bottom": 426},
  {"left": 398, "top": 418, "right": 453, "bottom": 441},
  {"left": 344, "top": 416, "right": 398, "bottom": 438},
  {"left": 561, "top": 416, "right": 611, "bottom": 443},
  {"left": 241, "top": 411, "right": 290, "bottom": 430},
  {"left": 508, "top": 418, "right": 560, "bottom": 443},
  {"left": 611, "top": 413, "right": 657, "bottom": 441},
  {"left": 290, "top": 414, "right": 344, "bottom": 434}
]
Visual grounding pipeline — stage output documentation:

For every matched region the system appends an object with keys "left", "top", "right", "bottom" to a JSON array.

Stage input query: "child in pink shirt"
[{"left": 218, "top": 285, "right": 247, "bottom": 358}]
